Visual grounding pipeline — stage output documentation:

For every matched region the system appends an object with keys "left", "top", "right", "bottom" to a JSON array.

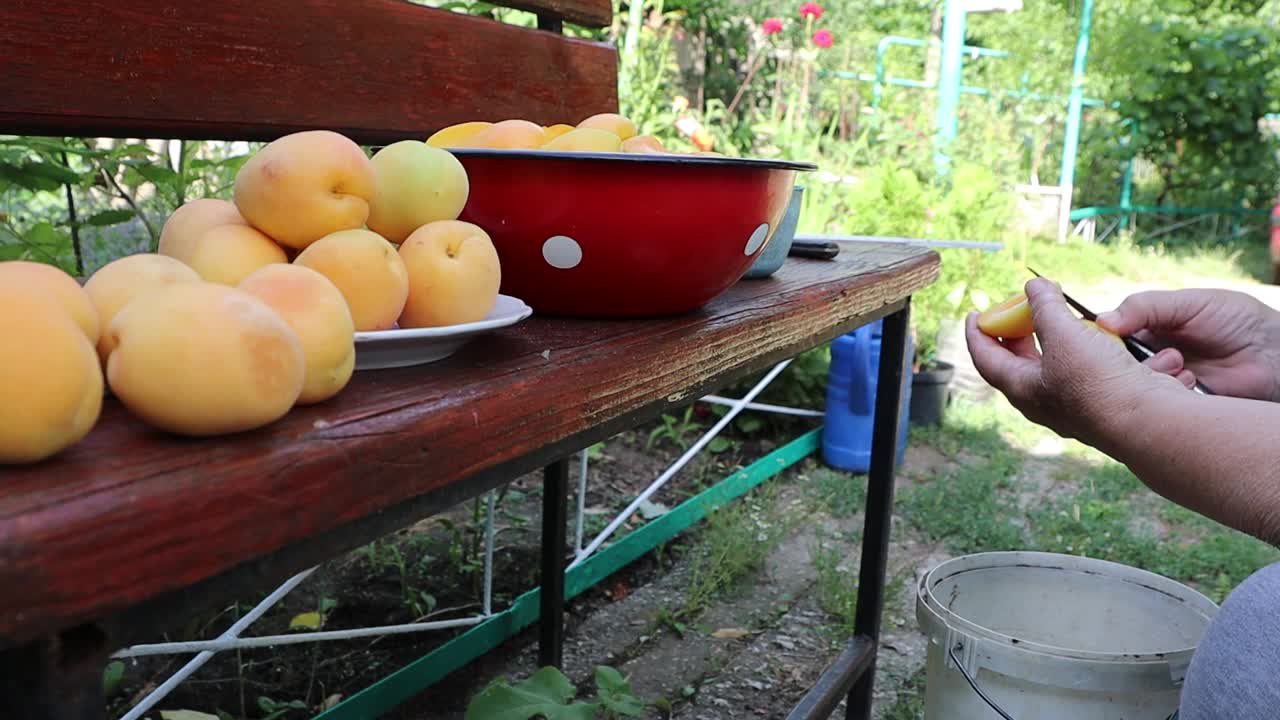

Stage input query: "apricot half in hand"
[{"left": 976, "top": 292, "right": 1034, "bottom": 339}]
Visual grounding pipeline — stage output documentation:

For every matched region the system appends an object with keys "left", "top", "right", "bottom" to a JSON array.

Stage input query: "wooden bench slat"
[
  {"left": 0, "top": 245, "right": 938, "bottom": 647},
  {"left": 495, "top": 0, "right": 614, "bottom": 27},
  {"left": 0, "top": 0, "right": 618, "bottom": 144}
]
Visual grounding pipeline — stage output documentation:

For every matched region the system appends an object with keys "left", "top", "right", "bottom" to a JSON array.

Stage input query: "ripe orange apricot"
[
  {"left": 427, "top": 122, "right": 492, "bottom": 148},
  {"left": 976, "top": 292, "right": 1034, "bottom": 339},
  {"left": 463, "top": 120, "right": 546, "bottom": 150}
]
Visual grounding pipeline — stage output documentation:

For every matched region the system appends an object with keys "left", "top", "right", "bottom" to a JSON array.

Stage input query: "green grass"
[
  {"left": 679, "top": 484, "right": 792, "bottom": 619},
  {"left": 904, "top": 400, "right": 1280, "bottom": 604},
  {"left": 879, "top": 667, "right": 927, "bottom": 720}
]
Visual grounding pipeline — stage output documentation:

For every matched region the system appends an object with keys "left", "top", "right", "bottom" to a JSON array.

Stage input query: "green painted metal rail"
[
  {"left": 1069, "top": 205, "right": 1271, "bottom": 222},
  {"left": 316, "top": 428, "right": 824, "bottom": 719}
]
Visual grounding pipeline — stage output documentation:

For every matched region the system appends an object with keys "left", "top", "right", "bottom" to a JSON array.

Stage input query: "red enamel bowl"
[{"left": 452, "top": 149, "right": 817, "bottom": 318}]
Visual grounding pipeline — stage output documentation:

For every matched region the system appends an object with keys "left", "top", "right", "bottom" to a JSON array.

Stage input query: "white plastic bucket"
[{"left": 915, "top": 551, "right": 1218, "bottom": 720}]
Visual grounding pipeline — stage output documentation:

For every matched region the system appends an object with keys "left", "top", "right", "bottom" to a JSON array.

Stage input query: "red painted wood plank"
[
  {"left": 0, "top": 246, "right": 938, "bottom": 646},
  {"left": 0, "top": 0, "right": 618, "bottom": 144}
]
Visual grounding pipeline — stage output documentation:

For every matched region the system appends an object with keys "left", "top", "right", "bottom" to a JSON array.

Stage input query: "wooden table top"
[{"left": 0, "top": 242, "right": 938, "bottom": 647}]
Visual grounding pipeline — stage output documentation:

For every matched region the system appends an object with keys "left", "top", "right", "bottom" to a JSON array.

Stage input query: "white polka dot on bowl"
[
  {"left": 542, "top": 235, "right": 583, "bottom": 269},
  {"left": 744, "top": 223, "right": 770, "bottom": 255}
]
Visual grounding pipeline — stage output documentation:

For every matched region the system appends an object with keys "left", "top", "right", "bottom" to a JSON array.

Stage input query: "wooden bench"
[{"left": 0, "top": 2, "right": 940, "bottom": 718}]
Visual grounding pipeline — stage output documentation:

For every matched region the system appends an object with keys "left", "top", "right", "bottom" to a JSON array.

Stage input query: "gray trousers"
[{"left": 1177, "top": 561, "right": 1280, "bottom": 719}]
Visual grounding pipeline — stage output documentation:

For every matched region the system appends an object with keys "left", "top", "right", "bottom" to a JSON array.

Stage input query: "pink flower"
[
  {"left": 761, "top": 17, "right": 784, "bottom": 35},
  {"left": 812, "top": 28, "right": 835, "bottom": 49},
  {"left": 799, "top": 2, "right": 824, "bottom": 20}
]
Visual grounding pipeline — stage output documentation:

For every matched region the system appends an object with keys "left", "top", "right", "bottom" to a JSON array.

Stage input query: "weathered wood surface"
[
  {"left": 0, "top": 244, "right": 938, "bottom": 647},
  {"left": 0, "top": 0, "right": 618, "bottom": 144}
]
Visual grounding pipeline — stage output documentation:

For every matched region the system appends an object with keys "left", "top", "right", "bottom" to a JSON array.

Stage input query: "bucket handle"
[
  {"left": 947, "top": 641, "right": 1017, "bottom": 720},
  {"left": 946, "top": 637, "right": 1185, "bottom": 720}
]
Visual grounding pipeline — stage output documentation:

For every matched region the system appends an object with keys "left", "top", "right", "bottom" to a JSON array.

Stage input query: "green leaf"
[
  {"left": 102, "top": 660, "right": 125, "bottom": 697},
  {"left": 708, "top": 437, "right": 732, "bottom": 454},
  {"left": 20, "top": 160, "right": 82, "bottom": 186},
  {"left": 126, "top": 161, "right": 180, "bottom": 185},
  {"left": 289, "top": 611, "right": 323, "bottom": 630},
  {"left": 160, "top": 712, "right": 220, "bottom": 720},
  {"left": 735, "top": 415, "right": 765, "bottom": 434},
  {"left": 464, "top": 667, "right": 595, "bottom": 720},
  {"left": 84, "top": 209, "right": 135, "bottom": 227},
  {"left": 595, "top": 666, "right": 645, "bottom": 717}
]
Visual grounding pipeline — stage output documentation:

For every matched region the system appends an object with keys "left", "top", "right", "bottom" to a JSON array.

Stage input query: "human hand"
[
  {"left": 1097, "top": 289, "right": 1280, "bottom": 402},
  {"left": 966, "top": 278, "right": 1185, "bottom": 448}
]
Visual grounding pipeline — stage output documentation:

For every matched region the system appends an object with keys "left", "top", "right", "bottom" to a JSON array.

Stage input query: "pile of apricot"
[{"left": 427, "top": 113, "right": 718, "bottom": 156}]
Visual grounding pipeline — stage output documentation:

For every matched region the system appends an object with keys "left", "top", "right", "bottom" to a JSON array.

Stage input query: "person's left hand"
[{"left": 965, "top": 278, "right": 1187, "bottom": 448}]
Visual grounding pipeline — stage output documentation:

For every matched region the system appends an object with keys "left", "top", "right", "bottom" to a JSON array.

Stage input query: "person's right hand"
[{"left": 1097, "top": 289, "right": 1280, "bottom": 402}]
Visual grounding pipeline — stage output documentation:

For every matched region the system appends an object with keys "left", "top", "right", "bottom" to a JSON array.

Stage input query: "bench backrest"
[{"left": 0, "top": 0, "right": 618, "bottom": 143}]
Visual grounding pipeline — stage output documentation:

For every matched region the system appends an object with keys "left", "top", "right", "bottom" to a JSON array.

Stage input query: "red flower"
[
  {"left": 799, "top": 2, "right": 824, "bottom": 20},
  {"left": 812, "top": 28, "right": 835, "bottom": 48},
  {"left": 761, "top": 17, "right": 784, "bottom": 35}
]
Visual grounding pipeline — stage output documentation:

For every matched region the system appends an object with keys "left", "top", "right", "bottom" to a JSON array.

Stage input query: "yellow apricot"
[
  {"left": 367, "top": 140, "right": 470, "bottom": 244},
  {"left": 239, "top": 264, "right": 356, "bottom": 405},
  {"left": 0, "top": 284, "right": 102, "bottom": 464},
  {"left": 158, "top": 198, "right": 249, "bottom": 265},
  {"left": 398, "top": 221, "right": 501, "bottom": 328},
  {"left": 542, "top": 128, "right": 624, "bottom": 153},
  {"left": 621, "top": 135, "right": 669, "bottom": 154},
  {"left": 0, "top": 260, "right": 99, "bottom": 343},
  {"left": 233, "top": 130, "right": 377, "bottom": 250},
  {"left": 462, "top": 120, "right": 546, "bottom": 150},
  {"left": 427, "top": 121, "right": 493, "bottom": 148},
  {"left": 543, "top": 124, "right": 576, "bottom": 142},
  {"left": 105, "top": 282, "right": 305, "bottom": 436},
  {"left": 293, "top": 229, "right": 409, "bottom": 331},
  {"left": 977, "top": 292, "right": 1034, "bottom": 339},
  {"left": 185, "top": 224, "right": 289, "bottom": 286},
  {"left": 577, "top": 113, "right": 638, "bottom": 141},
  {"left": 84, "top": 253, "right": 202, "bottom": 364}
]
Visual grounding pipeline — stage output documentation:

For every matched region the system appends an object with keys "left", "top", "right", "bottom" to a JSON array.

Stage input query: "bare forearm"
[{"left": 1094, "top": 389, "right": 1280, "bottom": 546}]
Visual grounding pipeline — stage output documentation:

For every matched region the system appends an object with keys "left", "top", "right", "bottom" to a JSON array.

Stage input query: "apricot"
[
  {"left": 0, "top": 284, "right": 103, "bottom": 464},
  {"left": 158, "top": 198, "right": 249, "bottom": 264},
  {"left": 184, "top": 224, "right": 288, "bottom": 286},
  {"left": 293, "top": 229, "right": 409, "bottom": 331},
  {"left": 543, "top": 124, "right": 575, "bottom": 142},
  {"left": 105, "top": 282, "right": 304, "bottom": 436},
  {"left": 427, "top": 122, "right": 492, "bottom": 148},
  {"left": 976, "top": 292, "right": 1034, "bottom": 339},
  {"left": 0, "top": 260, "right": 99, "bottom": 343},
  {"left": 233, "top": 130, "right": 377, "bottom": 250},
  {"left": 462, "top": 120, "right": 546, "bottom": 150},
  {"left": 542, "top": 128, "right": 623, "bottom": 153},
  {"left": 367, "top": 141, "right": 470, "bottom": 244},
  {"left": 239, "top": 264, "right": 355, "bottom": 405},
  {"left": 577, "top": 113, "right": 638, "bottom": 141},
  {"left": 84, "top": 253, "right": 202, "bottom": 364},
  {"left": 621, "top": 135, "right": 669, "bottom": 155},
  {"left": 398, "top": 221, "right": 501, "bottom": 328}
]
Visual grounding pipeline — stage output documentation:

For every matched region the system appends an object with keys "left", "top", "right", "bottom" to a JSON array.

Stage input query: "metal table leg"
[
  {"left": 847, "top": 304, "right": 911, "bottom": 720},
  {"left": 539, "top": 459, "right": 570, "bottom": 668},
  {"left": 0, "top": 626, "right": 110, "bottom": 719}
]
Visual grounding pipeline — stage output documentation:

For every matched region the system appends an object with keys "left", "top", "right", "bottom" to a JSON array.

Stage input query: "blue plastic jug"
[{"left": 821, "top": 319, "right": 913, "bottom": 473}]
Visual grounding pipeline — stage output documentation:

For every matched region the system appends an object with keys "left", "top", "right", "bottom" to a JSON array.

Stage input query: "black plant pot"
[{"left": 910, "top": 360, "right": 955, "bottom": 426}]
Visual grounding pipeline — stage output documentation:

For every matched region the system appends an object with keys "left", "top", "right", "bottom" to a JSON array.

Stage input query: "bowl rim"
[{"left": 448, "top": 148, "right": 818, "bottom": 172}]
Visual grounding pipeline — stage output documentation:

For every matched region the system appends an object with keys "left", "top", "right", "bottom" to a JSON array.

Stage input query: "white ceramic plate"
[{"left": 354, "top": 294, "right": 533, "bottom": 370}]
